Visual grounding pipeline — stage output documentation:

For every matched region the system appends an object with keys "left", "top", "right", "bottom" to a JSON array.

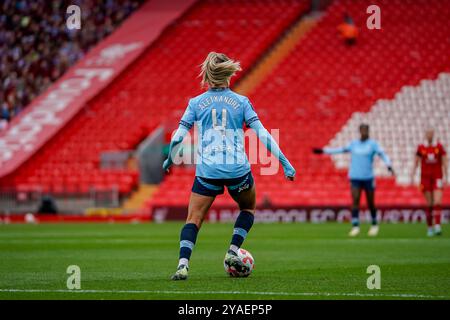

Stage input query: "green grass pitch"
[{"left": 0, "top": 222, "right": 449, "bottom": 300}]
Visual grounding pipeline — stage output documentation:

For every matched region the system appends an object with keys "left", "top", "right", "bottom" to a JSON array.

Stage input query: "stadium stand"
[
  {"left": 328, "top": 73, "right": 450, "bottom": 187},
  {"left": 0, "top": 0, "right": 310, "bottom": 203},
  {"left": 1, "top": 0, "right": 449, "bottom": 215},
  {"left": 0, "top": 0, "right": 144, "bottom": 125},
  {"left": 150, "top": 0, "right": 450, "bottom": 210},
  {"left": 244, "top": 0, "right": 450, "bottom": 207}
]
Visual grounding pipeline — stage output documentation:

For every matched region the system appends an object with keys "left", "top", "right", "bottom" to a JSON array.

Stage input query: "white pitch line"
[{"left": 0, "top": 289, "right": 448, "bottom": 299}]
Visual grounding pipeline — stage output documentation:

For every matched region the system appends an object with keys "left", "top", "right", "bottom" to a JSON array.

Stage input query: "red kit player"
[{"left": 411, "top": 129, "right": 448, "bottom": 236}]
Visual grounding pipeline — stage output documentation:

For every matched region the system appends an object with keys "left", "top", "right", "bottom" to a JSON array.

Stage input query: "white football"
[{"left": 224, "top": 248, "right": 254, "bottom": 277}]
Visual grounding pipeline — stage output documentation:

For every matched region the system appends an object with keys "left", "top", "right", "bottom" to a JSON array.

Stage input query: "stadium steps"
[
  {"left": 85, "top": 207, "right": 123, "bottom": 217},
  {"left": 236, "top": 14, "right": 318, "bottom": 95},
  {"left": 122, "top": 184, "right": 158, "bottom": 211}
]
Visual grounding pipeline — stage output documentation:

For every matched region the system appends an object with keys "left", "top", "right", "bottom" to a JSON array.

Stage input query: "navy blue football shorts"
[
  {"left": 192, "top": 171, "right": 254, "bottom": 197},
  {"left": 350, "top": 178, "right": 375, "bottom": 191}
]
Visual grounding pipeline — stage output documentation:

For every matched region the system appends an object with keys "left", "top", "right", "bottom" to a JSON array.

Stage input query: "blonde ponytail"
[{"left": 200, "top": 52, "right": 241, "bottom": 88}]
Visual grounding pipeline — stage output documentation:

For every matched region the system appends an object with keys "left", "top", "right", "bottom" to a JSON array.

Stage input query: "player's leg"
[
  {"left": 225, "top": 173, "right": 256, "bottom": 274},
  {"left": 172, "top": 192, "right": 215, "bottom": 280},
  {"left": 420, "top": 176, "right": 434, "bottom": 236},
  {"left": 229, "top": 185, "right": 256, "bottom": 253},
  {"left": 432, "top": 187, "right": 443, "bottom": 235},
  {"left": 172, "top": 177, "right": 221, "bottom": 280},
  {"left": 349, "top": 181, "right": 362, "bottom": 236},
  {"left": 365, "top": 182, "right": 379, "bottom": 236},
  {"left": 423, "top": 190, "right": 434, "bottom": 236}
]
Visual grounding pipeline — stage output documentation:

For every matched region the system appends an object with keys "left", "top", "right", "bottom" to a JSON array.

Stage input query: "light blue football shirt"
[
  {"left": 179, "top": 87, "right": 259, "bottom": 179},
  {"left": 324, "top": 139, "right": 392, "bottom": 180}
]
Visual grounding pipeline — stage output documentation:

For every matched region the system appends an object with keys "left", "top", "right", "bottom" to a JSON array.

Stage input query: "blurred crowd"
[{"left": 0, "top": 0, "right": 144, "bottom": 129}]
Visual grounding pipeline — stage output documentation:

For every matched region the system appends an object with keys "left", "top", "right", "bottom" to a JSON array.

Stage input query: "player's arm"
[
  {"left": 249, "top": 120, "right": 296, "bottom": 180},
  {"left": 442, "top": 155, "right": 448, "bottom": 185},
  {"left": 375, "top": 142, "right": 394, "bottom": 175},
  {"left": 442, "top": 145, "right": 448, "bottom": 185},
  {"left": 313, "top": 144, "right": 351, "bottom": 155},
  {"left": 243, "top": 98, "right": 295, "bottom": 180},
  {"left": 410, "top": 149, "right": 421, "bottom": 184},
  {"left": 163, "top": 102, "right": 195, "bottom": 172},
  {"left": 163, "top": 126, "right": 190, "bottom": 172}
]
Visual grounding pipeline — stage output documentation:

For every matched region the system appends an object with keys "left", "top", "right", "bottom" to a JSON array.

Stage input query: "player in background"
[
  {"left": 313, "top": 124, "right": 394, "bottom": 237},
  {"left": 163, "top": 52, "right": 296, "bottom": 280},
  {"left": 411, "top": 129, "right": 448, "bottom": 236}
]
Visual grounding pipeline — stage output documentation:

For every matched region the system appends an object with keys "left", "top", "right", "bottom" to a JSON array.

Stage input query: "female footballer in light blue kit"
[
  {"left": 313, "top": 124, "right": 395, "bottom": 237},
  {"left": 163, "top": 52, "right": 296, "bottom": 280}
]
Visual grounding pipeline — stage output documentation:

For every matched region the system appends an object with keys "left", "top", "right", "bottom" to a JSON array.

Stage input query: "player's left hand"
[{"left": 286, "top": 175, "right": 295, "bottom": 181}]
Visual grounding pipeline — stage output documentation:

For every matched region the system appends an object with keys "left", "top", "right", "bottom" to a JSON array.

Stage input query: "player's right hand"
[{"left": 312, "top": 148, "right": 323, "bottom": 154}]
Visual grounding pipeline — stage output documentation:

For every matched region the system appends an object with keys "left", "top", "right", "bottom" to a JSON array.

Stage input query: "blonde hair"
[{"left": 200, "top": 52, "right": 241, "bottom": 88}]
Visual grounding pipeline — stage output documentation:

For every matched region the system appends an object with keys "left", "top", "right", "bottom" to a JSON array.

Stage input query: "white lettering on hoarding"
[
  {"left": 0, "top": 68, "right": 113, "bottom": 164},
  {"left": 0, "top": 42, "right": 143, "bottom": 175}
]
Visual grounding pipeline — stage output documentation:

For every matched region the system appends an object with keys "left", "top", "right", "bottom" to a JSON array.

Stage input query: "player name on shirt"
[{"left": 198, "top": 95, "right": 240, "bottom": 110}]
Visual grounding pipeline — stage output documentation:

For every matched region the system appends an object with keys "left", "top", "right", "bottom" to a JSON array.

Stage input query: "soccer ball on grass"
[{"left": 224, "top": 248, "right": 254, "bottom": 277}]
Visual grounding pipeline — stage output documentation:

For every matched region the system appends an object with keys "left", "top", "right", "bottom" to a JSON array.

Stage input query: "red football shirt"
[{"left": 416, "top": 142, "right": 446, "bottom": 177}]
